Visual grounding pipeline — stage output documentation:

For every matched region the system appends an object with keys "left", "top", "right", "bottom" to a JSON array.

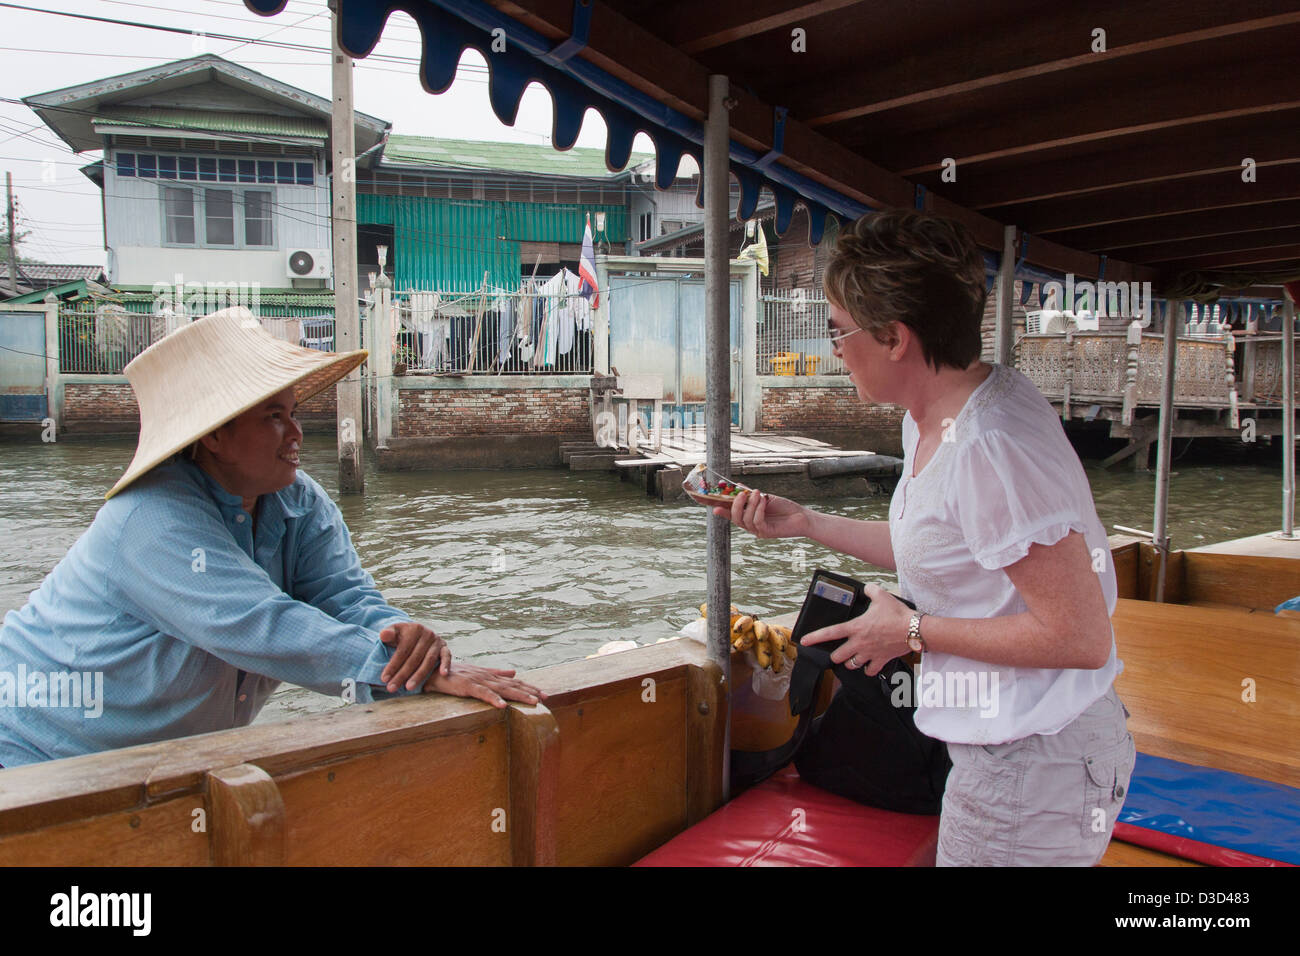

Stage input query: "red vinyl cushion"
[{"left": 635, "top": 768, "right": 939, "bottom": 866}]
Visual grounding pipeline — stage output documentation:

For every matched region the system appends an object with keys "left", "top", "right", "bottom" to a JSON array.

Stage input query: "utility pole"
[
  {"left": 329, "top": 0, "right": 364, "bottom": 494},
  {"left": 6, "top": 172, "right": 17, "bottom": 295}
]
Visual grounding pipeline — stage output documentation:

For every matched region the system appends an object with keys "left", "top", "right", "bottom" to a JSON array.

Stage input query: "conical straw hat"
[{"left": 105, "top": 306, "right": 367, "bottom": 499}]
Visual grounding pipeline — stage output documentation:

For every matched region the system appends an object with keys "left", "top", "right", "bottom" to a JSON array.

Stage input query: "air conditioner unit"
[{"left": 285, "top": 248, "right": 331, "bottom": 280}]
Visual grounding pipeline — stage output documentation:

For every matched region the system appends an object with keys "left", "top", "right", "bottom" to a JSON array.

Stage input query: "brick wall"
[
  {"left": 760, "top": 386, "right": 903, "bottom": 432},
  {"left": 63, "top": 380, "right": 339, "bottom": 435},
  {"left": 396, "top": 387, "right": 591, "bottom": 438},
  {"left": 298, "top": 386, "right": 336, "bottom": 425},
  {"left": 759, "top": 385, "right": 905, "bottom": 454},
  {"left": 64, "top": 383, "right": 139, "bottom": 430}
]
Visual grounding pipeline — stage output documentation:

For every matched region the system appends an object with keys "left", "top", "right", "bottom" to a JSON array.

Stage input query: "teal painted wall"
[{"left": 358, "top": 195, "right": 626, "bottom": 292}]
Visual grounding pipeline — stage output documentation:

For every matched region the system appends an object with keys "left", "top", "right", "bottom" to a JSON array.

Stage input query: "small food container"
[{"left": 682, "top": 463, "right": 757, "bottom": 507}]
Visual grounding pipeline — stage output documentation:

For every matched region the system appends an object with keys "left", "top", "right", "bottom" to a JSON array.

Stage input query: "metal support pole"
[
  {"left": 330, "top": 0, "right": 364, "bottom": 494},
  {"left": 43, "top": 291, "right": 61, "bottom": 431},
  {"left": 741, "top": 261, "right": 759, "bottom": 433},
  {"left": 594, "top": 255, "right": 610, "bottom": 375},
  {"left": 375, "top": 286, "right": 393, "bottom": 449},
  {"left": 994, "top": 225, "right": 1017, "bottom": 365},
  {"left": 1281, "top": 293, "right": 1296, "bottom": 538},
  {"left": 1153, "top": 298, "right": 1181, "bottom": 601},
  {"left": 705, "top": 73, "right": 732, "bottom": 801}
]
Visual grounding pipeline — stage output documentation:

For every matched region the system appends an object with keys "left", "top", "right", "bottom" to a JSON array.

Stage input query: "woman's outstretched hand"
[{"left": 713, "top": 489, "right": 811, "bottom": 539}]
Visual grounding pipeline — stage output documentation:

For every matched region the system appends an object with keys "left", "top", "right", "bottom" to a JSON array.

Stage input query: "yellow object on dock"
[
  {"left": 771, "top": 352, "right": 799, "bottom": 376},
  {"left": 802, "top": 355, "right": 821, "bottom": 375}
]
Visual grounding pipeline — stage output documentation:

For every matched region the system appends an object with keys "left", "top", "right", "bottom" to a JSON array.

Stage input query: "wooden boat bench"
[
  {"left": 1111, "top": 598, "right": 1300, "bottom": 791},
  {"left": 0, "top": 642, "right": 728, "bottom": 866}
]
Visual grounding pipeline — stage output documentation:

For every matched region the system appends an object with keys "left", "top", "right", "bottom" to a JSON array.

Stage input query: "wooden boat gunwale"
[{"left": 0, "top": 540, "right": 1295, "bottom": 866}]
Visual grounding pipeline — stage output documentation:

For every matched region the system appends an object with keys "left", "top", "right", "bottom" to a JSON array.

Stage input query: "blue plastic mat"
[{"left": 1118, "top": 753, "right": 1300, "bottom": 865}]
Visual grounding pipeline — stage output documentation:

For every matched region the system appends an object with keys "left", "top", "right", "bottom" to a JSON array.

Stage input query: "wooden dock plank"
[
  {"left": 772, "top": 436, "right": 832, "bottom": 448},
  {"left": 615, "top": 449, "right": 876, "bottom": 467}
]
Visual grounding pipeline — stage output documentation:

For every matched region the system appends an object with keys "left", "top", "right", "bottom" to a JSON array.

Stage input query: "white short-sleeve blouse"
[{"left": 888, "top": 362, "right": 1120, "bottom": 745}]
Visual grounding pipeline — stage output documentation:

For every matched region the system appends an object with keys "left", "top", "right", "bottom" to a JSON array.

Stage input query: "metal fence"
[
  {"left": 758, "top": 289, "right": 846, "bottom": 376},
  {"left": 58, "top": 285, "right": 841, "bottom": 379},
  {"left": 384, "top": 279, "right": 594, "bottom": 375},
  {"left": 58, "top": 299, "right": 340, "bottom": 374}
]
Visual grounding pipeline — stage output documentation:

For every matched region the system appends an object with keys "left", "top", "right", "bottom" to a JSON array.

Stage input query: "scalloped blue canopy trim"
[{"left": 244, "top": 0, "right": 858, "bottom": 246}]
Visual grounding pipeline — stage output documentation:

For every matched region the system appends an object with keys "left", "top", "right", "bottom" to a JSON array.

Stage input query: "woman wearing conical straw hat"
[{"left": 0, "top": 308, "right": 543, "bottom": 768}]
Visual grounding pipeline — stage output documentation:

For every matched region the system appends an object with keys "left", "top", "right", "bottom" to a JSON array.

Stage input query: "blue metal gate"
[{"left": 0, "top": 310, "right": 48, "bottom": 421}]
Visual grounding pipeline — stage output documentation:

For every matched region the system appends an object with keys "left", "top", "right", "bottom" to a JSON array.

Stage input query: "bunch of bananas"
[{"left": 699, "top": 604, "right": 798, "bottom": 673}]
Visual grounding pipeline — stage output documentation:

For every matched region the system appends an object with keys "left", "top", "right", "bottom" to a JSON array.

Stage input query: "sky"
[{"left": 0, "top": 0, "right": 659, "bottom": 265}]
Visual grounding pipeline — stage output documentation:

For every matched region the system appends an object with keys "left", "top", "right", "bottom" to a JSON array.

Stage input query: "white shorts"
[{"left": 936, "top": 684, "right": 1136, "bottom": 866}]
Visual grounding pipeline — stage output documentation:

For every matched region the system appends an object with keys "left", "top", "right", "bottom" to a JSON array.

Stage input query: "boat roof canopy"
[{"left": 242, "top": 0, "right": 1300, "bottom": 303}]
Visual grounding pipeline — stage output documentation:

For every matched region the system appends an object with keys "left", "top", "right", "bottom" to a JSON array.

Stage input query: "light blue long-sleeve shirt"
[{"left": 0, "top": 458, "right": 416, "bottom": 767}]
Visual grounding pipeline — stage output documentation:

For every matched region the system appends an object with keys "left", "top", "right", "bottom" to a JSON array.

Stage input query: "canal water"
[{"left": 0, "top": 435, "right": 1289, "bottom": 721}]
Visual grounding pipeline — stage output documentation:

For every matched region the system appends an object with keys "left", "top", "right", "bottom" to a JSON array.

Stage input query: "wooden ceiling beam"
[
  {"left": 877, "top": 54, "right": 1300, "bottom": 175},
  {"left": 942, "top": 125, "right": 1300, "bottom": 209},
  {"left": 994, "top": 172, "right": 1300, "bottom": 235},
  {"left": 797, "top": 3, "right": 1300, "bottom": 127},
  {"left": 923, "top": 193, "right": 1159, "bottom": 283},
  {"left": 659, "top": 0, "right": 869, "bottom": 55},
  {"left": 1158, "top": 244, "right": 1300, "bottom": 272},
  {"left": 483, "top": 0, "right": 1161, "bottom": 282},
  {"left": 1049, "top": 200, "right": 1300, "bottom": 253},
  {"left": 1125, "top": 227, "right": 1300, "bottom": 264}
]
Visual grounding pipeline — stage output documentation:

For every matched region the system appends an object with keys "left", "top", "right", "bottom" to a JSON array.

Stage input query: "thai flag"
[{"left": 579, "top": 213, "right": 600, "bottom": 308}]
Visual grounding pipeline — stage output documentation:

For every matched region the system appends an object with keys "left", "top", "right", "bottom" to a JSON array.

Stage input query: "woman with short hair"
[{"left": 720, "top": 209, "right": 1135, "bottom": 866}]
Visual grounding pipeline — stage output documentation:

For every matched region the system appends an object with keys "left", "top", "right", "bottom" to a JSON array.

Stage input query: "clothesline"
[{"left": 385, "top": 268, "right": 597, "bottom": 371}]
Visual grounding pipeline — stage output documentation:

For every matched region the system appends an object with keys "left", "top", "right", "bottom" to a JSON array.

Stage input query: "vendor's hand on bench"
[
  {"left": 423, "top": 663, "right": 547, "bottom": 709},
  {"left": 380, "top": 621, "right": 452, "bottom": 692}
]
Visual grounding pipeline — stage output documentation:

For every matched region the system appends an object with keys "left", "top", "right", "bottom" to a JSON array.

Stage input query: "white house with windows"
[{"left": 26, "top": 55, "right": 388, "bottom": 291}]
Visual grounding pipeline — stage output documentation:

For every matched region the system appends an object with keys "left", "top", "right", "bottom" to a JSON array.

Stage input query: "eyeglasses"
[{"left": 827, "top": 321, "right": 862, "bottom": 344}]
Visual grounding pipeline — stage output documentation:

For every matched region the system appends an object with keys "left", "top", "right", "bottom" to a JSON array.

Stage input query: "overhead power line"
[{"left": 0, "top": 2, "right": 462, "bottom": 69}]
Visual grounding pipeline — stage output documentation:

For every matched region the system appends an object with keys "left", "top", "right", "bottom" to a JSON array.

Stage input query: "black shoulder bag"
[{"left": 729, "top": 569, "right": 951, "bottom": 815}]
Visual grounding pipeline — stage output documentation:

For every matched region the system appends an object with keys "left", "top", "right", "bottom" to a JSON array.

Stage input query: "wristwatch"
[{"left": 906, "top": 612, "right": 927, "bottom": 653}]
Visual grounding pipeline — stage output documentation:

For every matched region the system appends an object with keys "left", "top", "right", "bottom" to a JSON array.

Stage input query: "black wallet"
[{"left": 787, "top": 568, "right": 916, "bottom": 714}]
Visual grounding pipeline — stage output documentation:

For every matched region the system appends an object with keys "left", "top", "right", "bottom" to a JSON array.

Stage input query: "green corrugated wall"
[{"left": 358, "top": 194, "right": 627, "bottom": 292}]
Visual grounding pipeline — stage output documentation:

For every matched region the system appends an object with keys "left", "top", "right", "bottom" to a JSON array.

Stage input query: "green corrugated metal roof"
[
  {"left": 359, "top": 194, "right": 627, "bottom": 292},
  {"left": 381, "top": 134, "right": 650, "bottom": 179},
  {"left": 113, "top": 286, "right": 333, "bottom": 304},
  {"left": 93, "top": 287, "right": 335, "bottom": 316},
  {"left": 94, "top": 108, "right": 328, "bottom": 139}
]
